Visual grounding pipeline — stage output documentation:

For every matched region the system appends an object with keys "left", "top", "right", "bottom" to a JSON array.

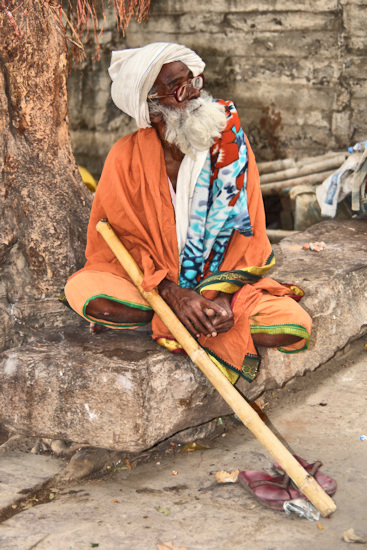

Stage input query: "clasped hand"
[{"left": 158, "top": 280, "right": 234, "bottom": 338}]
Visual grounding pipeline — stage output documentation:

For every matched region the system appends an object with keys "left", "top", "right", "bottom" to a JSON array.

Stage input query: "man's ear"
[
  {"left": 149, "top": 113, "right": 161, "bottom": 124},
  {"left": 149, "top": 108, "right": 163, "bottom": 124}
]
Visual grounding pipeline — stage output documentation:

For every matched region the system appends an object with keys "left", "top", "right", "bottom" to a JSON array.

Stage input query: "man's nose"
[{"left": 188, "top": 84, "right": 200, "bottom": 100}]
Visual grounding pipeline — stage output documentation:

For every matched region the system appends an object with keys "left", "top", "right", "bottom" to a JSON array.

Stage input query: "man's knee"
[
  {"left": 252, "top": 332, "right": 303, "bottom": 348},
  {"left": 86, "top": 297, "right": 153, "bottom": 324}
]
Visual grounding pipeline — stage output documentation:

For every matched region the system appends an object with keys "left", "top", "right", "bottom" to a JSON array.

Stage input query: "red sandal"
[
  {"left": 238, "top": 470, "right": 306, "bottom": 510},
  {"left": 273, "top": 456, "right": 337, "bottom": 496}
]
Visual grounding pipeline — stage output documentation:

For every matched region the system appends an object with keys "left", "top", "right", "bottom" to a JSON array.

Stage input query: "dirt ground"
[{"left": 0, "top": 336, "right": 366, "bottom": 549}]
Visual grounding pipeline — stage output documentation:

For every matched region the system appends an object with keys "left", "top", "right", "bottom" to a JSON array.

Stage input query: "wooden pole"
[
  {"left": 260, "top": 170, "right": 335, "bottom": 196},
  {"left": 260, "top": 153, "right": 347, "bottom": 184},
  {"left": 297, "top": 151, "right": 346, "bottom": 168},
  {"left": 96, "top": 219, "right": 337, "bottom": 518},
  {"left": 258, "top": 158, "right": 297, "bottom": 175},
  {"left": 257, "top": 150, "right": 345, "bottom": 175}
]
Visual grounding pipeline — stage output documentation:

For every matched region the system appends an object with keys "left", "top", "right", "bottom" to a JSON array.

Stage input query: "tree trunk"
[{"left": 0, "top": 1, "right": 92, "bottom": 352}]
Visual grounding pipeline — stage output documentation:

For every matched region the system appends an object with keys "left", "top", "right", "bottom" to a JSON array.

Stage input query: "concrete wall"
[{"left": 68, "top": 0, "right": 367, "bottom": 179}]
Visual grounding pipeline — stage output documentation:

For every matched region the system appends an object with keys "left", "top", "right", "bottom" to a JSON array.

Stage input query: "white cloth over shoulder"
[
  {"left": 175, "top": 149, "right": 208, "bottom": 255},
  {"left": 108, "top": 42, "right": 205, "bottom": 129},
  {"left": 166, "top": 149, "right": 208, "bottom": 255}
]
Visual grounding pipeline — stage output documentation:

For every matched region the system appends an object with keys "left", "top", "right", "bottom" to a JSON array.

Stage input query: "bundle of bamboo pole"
[{"left": 259, "top": 151, "right": 348, "bottom": 196}]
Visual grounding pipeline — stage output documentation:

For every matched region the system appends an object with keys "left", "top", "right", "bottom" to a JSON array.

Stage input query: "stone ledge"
[
  {"left": 0, "top": 330, "right": 231, "bottom": 452},
  {"left": 246, "top": 218, "right": 367, "bottom": 399},
  {"left": 0, "top": 219, "right": 366, "bottom": 451}
]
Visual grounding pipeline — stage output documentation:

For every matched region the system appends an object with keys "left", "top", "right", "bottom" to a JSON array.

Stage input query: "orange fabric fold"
[
  {"left": 197, "top": 278, "right": 294, "bottom": 373},
  {"left": 69, "top": 128, "right": 180, "bottom": 292}
]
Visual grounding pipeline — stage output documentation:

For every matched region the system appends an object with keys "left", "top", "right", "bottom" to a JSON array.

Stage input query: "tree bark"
[{"left": 0, "top": 1, "right": 92, "bottom": 352}]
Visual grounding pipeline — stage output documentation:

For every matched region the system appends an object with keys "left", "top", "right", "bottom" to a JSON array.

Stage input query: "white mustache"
[{"left": 161, "top": 92, "right": 227, "bottom": 157}]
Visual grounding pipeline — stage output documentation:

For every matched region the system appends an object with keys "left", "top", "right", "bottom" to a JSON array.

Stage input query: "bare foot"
[
  {"left": 89, "top": 322, "right": 111, "bottom": 335},
  {"left": 134, "top": 322, "right": 152, "bottom": 332},
  {"left": 89, "top": 322, "right": 152, "bottom": 334}
]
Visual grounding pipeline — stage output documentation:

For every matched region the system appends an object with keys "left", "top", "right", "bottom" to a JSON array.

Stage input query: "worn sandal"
[
  {"left": 273, "top": 456, "right": 337, "bottom": 496},
  {"left": 238, "top": 470, "right": 306, "bottom": 510}
]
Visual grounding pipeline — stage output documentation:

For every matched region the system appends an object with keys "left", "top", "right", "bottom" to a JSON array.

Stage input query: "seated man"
[{"left": 65, "top": 42, "right": 311, "bottom": 384}]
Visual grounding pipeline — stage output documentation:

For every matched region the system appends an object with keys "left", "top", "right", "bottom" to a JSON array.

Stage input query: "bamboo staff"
[
  {"left": 96, "top": 219, "right": 337, "bottom": 517},
  {"left": 261, "top": 170, "right": 335, "bottom": 196}
]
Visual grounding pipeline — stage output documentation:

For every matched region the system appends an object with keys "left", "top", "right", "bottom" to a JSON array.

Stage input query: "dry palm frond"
[
  {"left": 63, "top": 0, "right": 151, "bottom": 62},
  {"left": 1, "top": 0, "right": 151, "bottom": 63}
]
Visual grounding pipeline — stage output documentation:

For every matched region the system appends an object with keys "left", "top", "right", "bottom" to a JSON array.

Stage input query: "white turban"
[{"left": 108, "top": 42, "right": 205, "bottom": 129}]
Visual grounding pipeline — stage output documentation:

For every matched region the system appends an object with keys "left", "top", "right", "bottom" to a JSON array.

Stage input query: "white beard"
[{"left": 155, "top": 91, "right": 227, "bottom": 159}]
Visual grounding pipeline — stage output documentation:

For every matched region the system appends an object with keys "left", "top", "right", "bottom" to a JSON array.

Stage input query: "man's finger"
[
  {"left": 193, "top": 309, "right": 218, "bottom": 337},
  {"left": 212, "top": 317, "right": 234, "bottom": 333},
  {"left": 203, "top": 300, "right": 228, "bottom": 317},
  {"left": 178, "top": 315, "right": 201, "bottom": 338},
  {"left": 177, "top": 307, "right": 213, "bottom": 338}
]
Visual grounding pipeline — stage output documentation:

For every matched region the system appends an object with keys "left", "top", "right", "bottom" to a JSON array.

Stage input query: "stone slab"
[
  {"left": 0, "top": 330, "right": 232, "bottom": 452},
  {"left": 0, "top": 219, "right": 366, "bottom": 451},
  {"left": 0, "top": 452, "right": 63, "bottom": 510},
  {"left": 242, "top": 218, "right": 367, "bottom": 400}
]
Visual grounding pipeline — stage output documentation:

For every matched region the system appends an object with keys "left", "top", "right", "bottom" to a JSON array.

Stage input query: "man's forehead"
[{"left": 154, "top": 61, "right": 191, "bottom": 88}]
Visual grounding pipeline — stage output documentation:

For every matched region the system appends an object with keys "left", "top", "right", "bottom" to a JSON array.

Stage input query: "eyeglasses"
[{"left": 148, "top": 74, "right": 205, "bottom": 103}]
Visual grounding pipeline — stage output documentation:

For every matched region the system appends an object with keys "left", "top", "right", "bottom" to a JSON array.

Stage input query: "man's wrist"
[
  {"left": 158, "top": 278, "right": 177, "bottom": 298},
  {"left": 216, "top": 291, "right": 232, "bottom": 303}
]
